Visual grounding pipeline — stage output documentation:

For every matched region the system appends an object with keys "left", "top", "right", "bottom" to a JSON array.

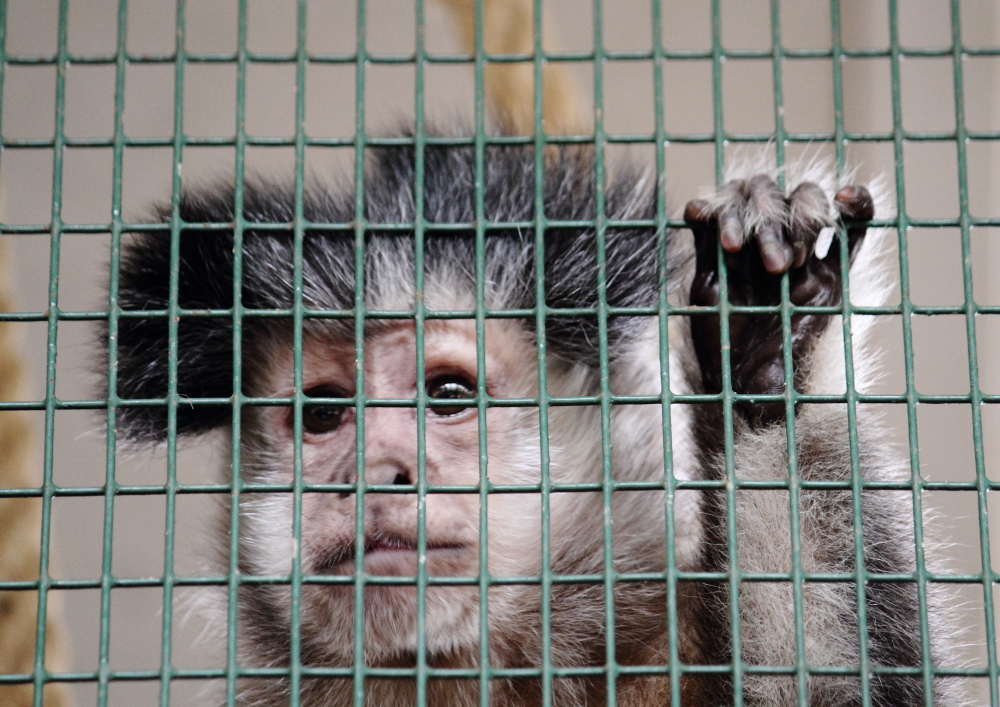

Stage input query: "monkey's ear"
[{"left": 106, "top": 193, "right": 240, "bottom": 444}]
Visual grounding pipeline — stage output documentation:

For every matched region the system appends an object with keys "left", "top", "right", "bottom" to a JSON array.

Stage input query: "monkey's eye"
[
  {"left": 302, "top": 405, "right": 344, "bottom": 434},
  {"left": 426, "top": 376, "right": 475, "bottom": 417},
  {"left": 301, "top": 387, "right": 346, "bottom": 434}
]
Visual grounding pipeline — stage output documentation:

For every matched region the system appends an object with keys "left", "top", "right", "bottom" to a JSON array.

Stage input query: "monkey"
[{"left": 100, "top": 140, "right": 970, "bottom": 707}]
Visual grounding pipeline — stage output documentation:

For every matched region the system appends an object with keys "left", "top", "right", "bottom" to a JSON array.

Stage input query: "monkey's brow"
[{"left": 108, "top": 303, "right": 865, "bottom": 318}]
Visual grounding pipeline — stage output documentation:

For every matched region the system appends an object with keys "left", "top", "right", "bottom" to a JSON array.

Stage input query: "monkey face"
[{"left": 240, "top": 318, "right": 544, "bottom": 662}]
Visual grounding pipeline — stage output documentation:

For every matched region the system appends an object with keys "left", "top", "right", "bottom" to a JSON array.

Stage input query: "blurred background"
[{"left": 1, "top": 0, "right": 999, "bottom": 704}]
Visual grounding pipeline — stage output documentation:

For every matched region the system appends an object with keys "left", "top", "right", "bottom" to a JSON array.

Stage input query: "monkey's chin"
[
  {"left": 297, "top": 582, "right": 482, "bottom": 666},
  {"left": 296, "top": 546, "right": 482, "bottom": 664},
  {"left": 313, "top": 544, "right": 475, "bottom": 577}
]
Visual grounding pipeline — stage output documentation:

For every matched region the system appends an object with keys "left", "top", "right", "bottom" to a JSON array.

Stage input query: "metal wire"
[{"left": 0, "top": 1, "right": 997, "bottom": 706}]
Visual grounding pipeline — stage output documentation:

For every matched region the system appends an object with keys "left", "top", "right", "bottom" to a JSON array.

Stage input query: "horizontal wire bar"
[
  {"left": 5, "top": 43, "right": 1000, "bottom": 66},
  {"left": 3, "top": 393, "right": 999, "bottom": 413},
  {"left": 3, "top": 213, "right": 1000, "bottom": 235},
  {"left": 5, "top": 476, "right": 999, "bottom": 500},
  {"left": 3, "top": 661, "right": 989, "bottom": 686},
  {"left": 1, "top": 567, "right": 990, "bottom": 592},
  {"left": 5, "top": 128, "right": 999, "bottom": 149},
  {"left": 8, "top": 302, "right": 1000, "bottom": 322}
]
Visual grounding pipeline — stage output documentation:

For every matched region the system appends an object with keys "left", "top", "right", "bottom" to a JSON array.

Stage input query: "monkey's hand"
[{"left": 684, "top": 176, "right": 874, "bottom": 424}]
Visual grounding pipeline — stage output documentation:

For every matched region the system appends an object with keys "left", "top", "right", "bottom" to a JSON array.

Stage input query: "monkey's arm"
[{"left": 681, "top": 178, "right": 962, "bottom": 706}]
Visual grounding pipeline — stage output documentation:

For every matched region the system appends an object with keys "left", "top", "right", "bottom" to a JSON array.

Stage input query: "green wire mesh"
[{"left": 0, "top": 1, "right": 998, "bottom": 706}]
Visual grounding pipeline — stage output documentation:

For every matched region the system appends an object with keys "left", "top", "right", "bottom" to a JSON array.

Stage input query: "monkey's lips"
[{"left": 313, "top": 536, "right": 469, "bottom": 575}]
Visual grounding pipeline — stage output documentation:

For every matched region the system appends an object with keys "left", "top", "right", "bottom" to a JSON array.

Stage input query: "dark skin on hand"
[{"left": 684, "top": 178, "right": 875, "bottom": 424}]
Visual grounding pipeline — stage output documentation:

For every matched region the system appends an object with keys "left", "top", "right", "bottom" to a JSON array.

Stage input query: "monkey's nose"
[{"left": 365, "top": 463, "right": 414, "bottom": 488}]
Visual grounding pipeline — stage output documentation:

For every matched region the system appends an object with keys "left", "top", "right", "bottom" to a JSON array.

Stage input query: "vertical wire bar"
[
  {"left": 834, "top": 207, "right": 873, "bottom": 703},
  {"left": 829, "top": 2, "right": 874, "bottom": 703},
  {"left": 30, "top": 8, "right": 63, "bottom": 706},
  {"left": 886, "top": 3, "right": 934, "bottom": 704},
  {"left": 769, "top": 0, "right": 786, "bottom": 181},
  {"left": 96, "top": 1, "right": 128, "bottom": 705},
  {"left": 413, "top": 1, "right": 430, "bottom": 702},
  {"left": 768, "top": 3, "right": 810, "bottom": 704},
  {"left": 471, "top": 1, "right": 492, "bottom": 704},
  {"left": 710, "top": 1, "right": 744, "bottom": 702},
  {"left": 649, "top": 1, "right": 680, "bottom": 704},
  {"left": 829, "top": 0, "right": 847, "bottom": 180},
  {"left": 0, "top": 0, "right": 4, "bottom": 329},
  {"left": 0, "top": 0, "right": 5, "bottom": 147},
  {"left": 351, "top": 2, "right": 369, "bottom": 704},
  {"left": 226, "top": 1, "right": 250, "bottom": 704},
  {"left": 33, "top": 1, "right": 68, "bottom": 705},
  {"left": 530, "top": 1, "right": 554, "bottom": 704},
  {"left": 589, "top": 3, "right": 618, "bottom": 704},
  {"left": 709, "top": 0, "right": 726, "bottom": 181},
  {"left": 158, "top": 0, "right": 188, "bottom": 703},
  {"left": 289, "top": 1, "right": 309, "bottom": 704},
  {"left": 949, "top": 1, "right": 999, "bottom": 702}
]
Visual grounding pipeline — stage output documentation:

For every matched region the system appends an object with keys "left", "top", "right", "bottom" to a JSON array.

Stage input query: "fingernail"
[
  {"left": 685, "top": 200, "right": 709, "bottom": 222},
  {"left": 762, "top": 243, "right": 791, "bottom": 273},
  {"left": 835, "top": 186, "right": 875, "bottom": 220},
  {"left": 835, "top": 185, "right": 859, "bottom": 204},
  {"left": 721, "top": 219, "right": 743, "bottom": 251},
  {"left": 792, "top": 243, "right": 807, "bottom": 268}
]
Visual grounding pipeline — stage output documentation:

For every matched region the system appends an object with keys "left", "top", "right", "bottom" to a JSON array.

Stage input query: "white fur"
[{"left": 182, "top": 158, "right": 971, "bottom": 707}]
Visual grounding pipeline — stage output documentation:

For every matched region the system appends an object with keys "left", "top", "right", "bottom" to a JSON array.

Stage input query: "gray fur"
[{"left": 102, "top": 142, "right": 969, "bottom": 706}]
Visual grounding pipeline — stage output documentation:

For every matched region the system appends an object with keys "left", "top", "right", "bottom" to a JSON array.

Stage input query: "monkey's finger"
[
  {"left": 755, "top": 225, "right": 791, "bottom": 274},
  {"left": 683, "top": 199, "right": 711, "bottom": 225},
  {"left": 743, "top": 175, "right": 791, "bottom": 274},
  {"left": 685, "top": 199, "right": 720, "bottom": 276},
  {"left": 834, "top": 185, "right": 875, "bottom": 263},
  {"left": 787, "top": 182, "right": 830, "bottom": 269},
  {"left": 684, "top": 199, "right": 726, "bottom": 308},
  {"left": 719, "top": 210, "right": 745, "bottom": 253},
  {"left": 706, "top": 179, "right": 749, "bottom": 252}
]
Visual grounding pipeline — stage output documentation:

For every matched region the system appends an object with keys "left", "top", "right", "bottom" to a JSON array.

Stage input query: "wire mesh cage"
[{"left": 0, "top": 1, "right": 999, "bottom": 706}]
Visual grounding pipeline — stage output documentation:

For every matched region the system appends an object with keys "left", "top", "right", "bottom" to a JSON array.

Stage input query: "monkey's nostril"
[{"left": 392, "top": 472, "right": 411, "bottom": 486}]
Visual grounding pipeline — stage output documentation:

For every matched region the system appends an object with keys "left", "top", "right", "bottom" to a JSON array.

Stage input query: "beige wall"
[{"left": 1, "top": 0, "right": 998, "bottom": 704}]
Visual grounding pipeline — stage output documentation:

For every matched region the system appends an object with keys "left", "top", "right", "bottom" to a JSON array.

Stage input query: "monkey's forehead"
[
  {"left": 109, "top": 143, "right": 668, "bottom": 442},
  {"left": 260, "top": 318, "right": 536, "bottom": 396}
]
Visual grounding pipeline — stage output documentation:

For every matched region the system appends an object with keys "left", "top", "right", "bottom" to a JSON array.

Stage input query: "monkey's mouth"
[{"left": 313, "top": 536, "right": 467, "bottom": 575}]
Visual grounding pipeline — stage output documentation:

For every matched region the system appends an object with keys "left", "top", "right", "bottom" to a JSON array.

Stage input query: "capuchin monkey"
[{"left": 101, "top": 141, "right": 969, "bottom": 706}]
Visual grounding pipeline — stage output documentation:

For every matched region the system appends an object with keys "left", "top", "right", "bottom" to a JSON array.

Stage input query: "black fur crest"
[{"left": 107, "top": 143, "right": 673, "bottom": 442}]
